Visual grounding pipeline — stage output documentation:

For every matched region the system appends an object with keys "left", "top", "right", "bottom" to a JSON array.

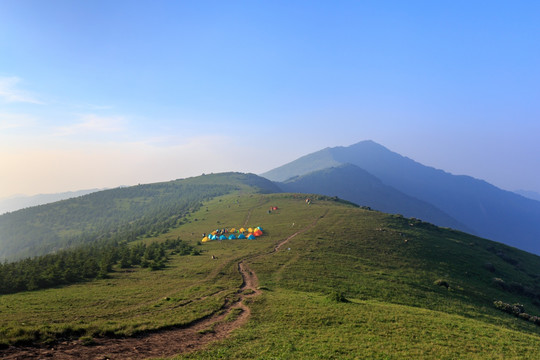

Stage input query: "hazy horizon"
[{"left": 2, "top": 1, "right": 539, "bottom": 198}]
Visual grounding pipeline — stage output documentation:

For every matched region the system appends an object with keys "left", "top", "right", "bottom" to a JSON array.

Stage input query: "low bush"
[
  {"left": 494, "top": 300, "right": 540, "bottom": 326},
  {"left": 328, "top": 291, "right": 349, "bottom": 303},
  {"left": 434, "top": 279, "right": 450, "bottom": 289}
]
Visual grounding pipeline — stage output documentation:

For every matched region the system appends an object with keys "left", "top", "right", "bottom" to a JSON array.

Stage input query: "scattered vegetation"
[{"left": 494, "top": 301, "right": 540, "bottom": 326}]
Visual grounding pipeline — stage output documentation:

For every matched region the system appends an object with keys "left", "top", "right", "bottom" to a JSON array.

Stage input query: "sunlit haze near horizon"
[{"left": 1, "top": 1, "right": 539, "bottom": 198}]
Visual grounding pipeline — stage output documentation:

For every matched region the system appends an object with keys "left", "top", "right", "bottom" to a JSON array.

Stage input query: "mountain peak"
[{"left": 262, "top": 141, "right": 540, "bottom": 255}]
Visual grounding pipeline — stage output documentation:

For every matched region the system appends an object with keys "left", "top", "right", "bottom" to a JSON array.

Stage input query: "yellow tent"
[
  {"left": 248, "top": 227, "right": 253, "bottom": 233},
  {"left": 239, "top": 227, "right": 246, "bottom": 233},
  {"left": 230, "top": 228, "right": 236, "bottom": 233},
  {"left": 202, "top": 237, "right": 209, "bottom": 243}
]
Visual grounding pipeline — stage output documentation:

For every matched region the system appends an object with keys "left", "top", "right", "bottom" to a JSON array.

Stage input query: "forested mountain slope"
[{"left": 0, "top": 173, "right": 279, "bottom": 261}]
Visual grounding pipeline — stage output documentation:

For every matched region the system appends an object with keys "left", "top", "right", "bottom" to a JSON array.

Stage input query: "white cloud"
[
  {"left": 54, "top": 114, "right": 127, "bottom": 136},
  {"left": 0, "top": 77, "right": 44, "bottom": 104},
  {"left": 0, "top": 113, "right": 36, "bottom": 130}
]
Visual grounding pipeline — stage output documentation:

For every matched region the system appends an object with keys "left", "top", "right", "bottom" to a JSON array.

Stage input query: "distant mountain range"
[
  {"left": 0, "top": 189, "right": 102, "bottom": 215},
  {"left": 515, "top": 189, "right": 540, "bottom": 202},
  {"left": 2, "top": 141, "right": 539, "bottom": 258},
  {"left": 278, "top": 164, "right": 470, "bottom": 232},
  {"left": 263, "top": 140, "right": 540, "bottom": 255}
]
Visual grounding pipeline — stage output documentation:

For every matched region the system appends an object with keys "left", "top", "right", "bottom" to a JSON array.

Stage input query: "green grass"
[
  {"left": 0, "top": 253, "right": 237, "bottom": 345},
  {"left": 176, "top": 289, "right": 540, "bottom": 360},
  {"left": 2, "top": 191, "right": 540, "bottom": 358}
]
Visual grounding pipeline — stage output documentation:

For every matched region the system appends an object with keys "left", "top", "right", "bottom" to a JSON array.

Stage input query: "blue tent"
[
  {"left": 219, "top": 235, "right": 227, "bottom": 240},
  {"left": 238, "top": 233, "right": 246, "bottom": 239},
  {"left": 228, "top": 234, "right": 236, "bottom": 240},
  {"left": 248, "top": 234, "right": 256, "bottom": 240}
]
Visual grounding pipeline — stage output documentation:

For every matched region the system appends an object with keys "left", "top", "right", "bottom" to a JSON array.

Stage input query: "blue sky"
[{"left": 1, "top": 1, "right": 539, "bottom": 198}]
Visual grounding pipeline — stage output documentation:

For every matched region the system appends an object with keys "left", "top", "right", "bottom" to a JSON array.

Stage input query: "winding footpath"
[{"left": 1, "top": 208, "right": 327, "bottom": 360}]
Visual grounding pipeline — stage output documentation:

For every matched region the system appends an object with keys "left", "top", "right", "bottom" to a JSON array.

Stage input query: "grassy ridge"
[
  {"left": 177, "top": 195, "right": 540, "bottom": 358},
  {"left": 2, "top": 191, "right": 540, "bottom": 358}
]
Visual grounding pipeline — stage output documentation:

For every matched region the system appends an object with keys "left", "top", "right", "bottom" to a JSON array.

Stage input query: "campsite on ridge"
[
  {"left": 3, "top": 1, "right": 539, "bottom": 358},
  {"left": 2, "top": 173, "right": 540, "bottom": 359}
]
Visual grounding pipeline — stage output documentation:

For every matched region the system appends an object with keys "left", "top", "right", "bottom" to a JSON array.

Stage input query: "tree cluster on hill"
[
  {"left": 0, "top": 182, "right": 236, "bottom": 261},
  {"left": 0, "top": 238, "right": 197, "bottom": 295}
]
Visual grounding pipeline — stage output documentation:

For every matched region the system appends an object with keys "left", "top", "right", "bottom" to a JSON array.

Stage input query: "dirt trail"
[
  {"left": 242, "top": 197, "right": 268, "bottom": 228},
  {"left": 273, "top": 209, "right": 329, "bottom": 253},
  {"left": 1, "top": 262, "right": 260, "bottom": 360},
  {"left": 1, "top": 207, "right": 326, "bottom": 360}
]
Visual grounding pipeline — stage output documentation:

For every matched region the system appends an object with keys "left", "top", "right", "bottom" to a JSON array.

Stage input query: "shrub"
[
  {"left": 493, "top": 300, "right": 540, "bottom": 326},
  {"left": 328, "top": 291, "right": 348, "bottom": 303},
  {"left": 492, "top": 277, "right": 508, "bottom": 290},
  {"left": 79, "top": 336, "right": 96, "bottom": 346},
  {"left": 434, "top": 279, "right": 449, "bottom": 289}
]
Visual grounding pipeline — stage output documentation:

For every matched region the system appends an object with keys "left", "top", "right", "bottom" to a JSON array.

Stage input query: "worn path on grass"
[
  {"left": 1, "top": 263, "right": 259, "bottom": 360},
  {"left": 1, "top": 207, "right": 326, "bottom": 360}
]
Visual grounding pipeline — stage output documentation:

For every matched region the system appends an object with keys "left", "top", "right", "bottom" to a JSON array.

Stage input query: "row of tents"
[{"left": 201, "top": 226, "right": 264, "bottom": 243}]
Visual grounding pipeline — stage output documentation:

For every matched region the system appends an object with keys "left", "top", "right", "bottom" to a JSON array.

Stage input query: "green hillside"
[
  {"left": 0, "top": 172, "right": 279, "bottom": 261},
  {"left": 2, "top": 184, "right": 540, "bottom": 358}
]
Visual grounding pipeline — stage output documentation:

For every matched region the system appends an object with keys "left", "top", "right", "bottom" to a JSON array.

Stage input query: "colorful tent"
[{"left": 201, "top": 225, "right": 265, "bottom": 243}]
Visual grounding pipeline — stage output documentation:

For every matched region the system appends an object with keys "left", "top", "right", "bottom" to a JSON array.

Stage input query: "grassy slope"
[
  {"left": 2, "top": 191, "right": 540, "bottom": 358},
  {"left": 179, "top": 195, "right": 540, "bottom": 359}
]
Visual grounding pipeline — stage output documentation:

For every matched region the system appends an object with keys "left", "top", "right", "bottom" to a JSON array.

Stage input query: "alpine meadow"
[
  {"left": 2, "top": 2, "right": 540, "bottom": 359},
  {"left": 1, "top": 172, "right": 540, "bottom": 359}
]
